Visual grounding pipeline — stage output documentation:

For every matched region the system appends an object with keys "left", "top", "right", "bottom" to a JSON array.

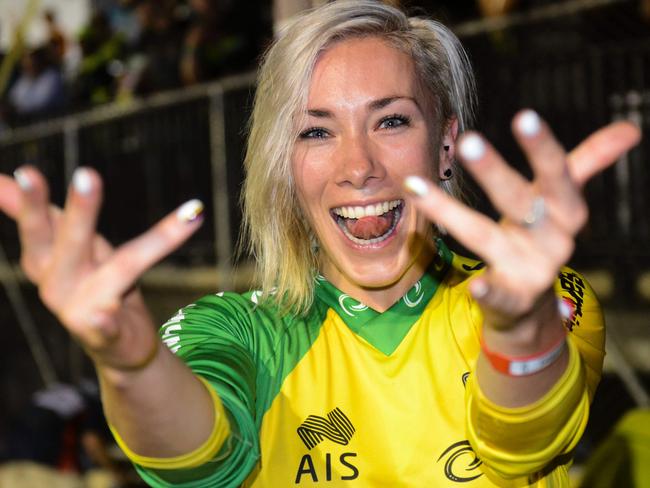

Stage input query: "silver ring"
[{"left": 522, "top": 196, "right": 546, "bottom": 228}]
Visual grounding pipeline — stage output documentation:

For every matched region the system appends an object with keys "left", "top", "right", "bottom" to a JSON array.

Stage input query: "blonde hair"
[{"left": 241, "top": 0, "right": 476, "bottom": 313}]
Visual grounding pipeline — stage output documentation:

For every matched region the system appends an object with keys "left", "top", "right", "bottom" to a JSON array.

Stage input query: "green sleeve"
[{"left": 134, "top": 293, "right": 263, "bottom": 487}]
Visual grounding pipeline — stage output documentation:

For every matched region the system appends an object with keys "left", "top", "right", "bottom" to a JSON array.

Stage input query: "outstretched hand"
[
  {"left": 0, "top": 166, "right": 204, "bottom": 370},
  {"left": 404, "top": 111, "right": 641, "bottom": 330}
]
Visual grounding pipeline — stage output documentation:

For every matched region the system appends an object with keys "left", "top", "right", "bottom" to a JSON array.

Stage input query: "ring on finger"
[{"left": 521, "top": 195, "right": 546, "bottom": 228}]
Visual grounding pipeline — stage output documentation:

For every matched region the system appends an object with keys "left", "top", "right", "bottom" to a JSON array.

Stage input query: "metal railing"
[
  {"left": 0, "top": 72, "right": 256, "bottom": 389},
  {"left": 463, "top": 31, "right": 650, "bottom": 304},
  {"left": 0, "top": 72, "right": 256, "bottom": 284},
  {"left": 1, "top": 43, "right": 649, "bottom": 303}
]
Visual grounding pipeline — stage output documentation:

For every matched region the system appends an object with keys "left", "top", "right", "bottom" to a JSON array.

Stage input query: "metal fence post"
[
  {"left": 63, "top": 118, "right": 85, "bottom": 382},
  {"left": 63, "top": 118, "right": 79, "bottom": 183},
  {"left": 208, "top": 86, "right": 234, "bottom": 290}
]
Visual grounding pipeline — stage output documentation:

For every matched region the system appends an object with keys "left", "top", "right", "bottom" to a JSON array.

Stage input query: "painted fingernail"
[
  {"left": 459, "top": 134, "right": 485, "bottom": 161},
  {"left": 470, "top": 279, "right": 489, "bottom": 299},
  {"left": 177, "top": 199, "right": 204, "bottom": 223},
  {"left": 517, "top": 110, "right": 541, "bottom": 136},
  {"left": 404, "top": 175, "right": 429, "bottom": 197},
  {"left": 73, "top": 168, "right": 93, "bottom": 195},
  {"left": 557, "top": 297, "right": 574, "bottom": 320},
  {"left": 13, "top": 168, "right": 32, "bottom": 191}
]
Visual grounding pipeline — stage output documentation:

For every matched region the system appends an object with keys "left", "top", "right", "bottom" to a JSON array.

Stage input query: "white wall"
[{"left": 0, "top": 0, "right": 90, "bottom": 50}]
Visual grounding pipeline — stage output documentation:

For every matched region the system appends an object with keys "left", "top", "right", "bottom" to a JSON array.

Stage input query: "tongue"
[{"left": 345, "top": 214, "right": 393, "bottom": 240}]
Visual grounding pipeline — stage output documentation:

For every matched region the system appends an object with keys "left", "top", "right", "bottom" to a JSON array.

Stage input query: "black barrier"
[
  {"left": 0, "top": 38, "right": 648, "bottom": 302},
  {"left": 463, "top": 29, "right": 650, "bottom": 304},
  {"left": 0, "top": 75, "right": 255, "bottom": 271}
]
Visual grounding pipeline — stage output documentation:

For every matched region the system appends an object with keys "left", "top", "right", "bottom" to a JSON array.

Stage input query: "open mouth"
[{"left": 330, "top": 199, "right": 403, "bottom": 245}]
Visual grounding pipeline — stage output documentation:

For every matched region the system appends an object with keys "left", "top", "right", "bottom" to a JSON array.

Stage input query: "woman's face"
[{"left": 292, "top": 37, "right": 446, "bottom": 308}]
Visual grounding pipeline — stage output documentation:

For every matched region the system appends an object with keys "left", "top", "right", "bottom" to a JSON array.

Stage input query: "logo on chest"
[
  {"left": 297, "top": 407, "right": 355, "bottom": 449},
  {"left": 437, "top": 440, "right": 483, "bottom": 482},
  {"left": 295, "top": 408, "right": 359, "bottom": 483}
]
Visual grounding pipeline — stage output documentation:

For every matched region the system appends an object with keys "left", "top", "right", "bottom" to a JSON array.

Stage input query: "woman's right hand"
[{"left": 0, "top": 165, "right": 204, "bottom": 372}]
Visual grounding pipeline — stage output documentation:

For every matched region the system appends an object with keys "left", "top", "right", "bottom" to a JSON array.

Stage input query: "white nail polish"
[
  {"left": 557, "top": 297, "right": 573, "bottom": 319},
  {"left": 470, "top": 279, "right": 488, "bottom": 299},
  {"left": 177, "top": 199, "right": 204, "bottom": 223},
  {"left": 459, "top": 134, "right": 485, "bottom": 161},
  {"left": 73, "top": 168, "right": 92, "bottom": 195},
  {"left": 13, "top": 168, "right": 32, "bottom": 191},
  {"left": 518, "top": 110, "right": 541, "bottom": 136},
  {"left": 404, "top": 176, "right": 429, "bottom": 197}
]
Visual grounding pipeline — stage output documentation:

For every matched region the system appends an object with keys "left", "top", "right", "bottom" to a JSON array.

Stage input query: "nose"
[{"left": 335, "top": 133, "right": 385, "bottom": 189}]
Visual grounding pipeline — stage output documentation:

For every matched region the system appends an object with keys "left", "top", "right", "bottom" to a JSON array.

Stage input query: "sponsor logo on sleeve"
[
  {"left": 462, "top": 262, "right": 485, "bottom": 272},
  {"left": 558, "top": 271, "right": 585, "bottom": 331},
  {"left": 161, "top": 308, "right": 189, "bottom": 354}
]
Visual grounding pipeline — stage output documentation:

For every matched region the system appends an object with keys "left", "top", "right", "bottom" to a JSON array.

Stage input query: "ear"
[{"left": 438, "top": 117, "right": 459, "bottom": 179}]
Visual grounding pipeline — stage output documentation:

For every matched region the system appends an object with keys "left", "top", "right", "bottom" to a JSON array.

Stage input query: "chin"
[{"left": 326, "top": 231, "right": 431, "bottom": 291}]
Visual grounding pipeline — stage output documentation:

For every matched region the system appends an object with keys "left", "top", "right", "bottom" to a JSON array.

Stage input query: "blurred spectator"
[
  {"left": 7, "top": 46, "right": 65, "bottom": 123},
  {"left": 179, "top": 0, "right": 269, "bottom": 85},
  {"left": 273, "top": 0, "right": 328, "bottom": 33},
  {"left": 94, "top": 0, "right": 143, "bottom": 45},
  {"left": 0, "top": 0, "right": 271, "bottom": 120},
  {"left": 0, "top": 381, "right": 128, "bottom": 486},
  {"left": 117, "top": 0, "right": 188, "bottom": 99},
  {"left": 0, "top": 25, "right": 20, "bottom": 132},
  {"left": 74, "top": 11, "right": 125, "bottom": 106},
  {"left": 43, "top": 9, "right": 67, "bottom": 68}
]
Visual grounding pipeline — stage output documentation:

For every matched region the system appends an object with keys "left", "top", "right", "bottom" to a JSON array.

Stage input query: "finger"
[
  {"left": 50, "top": 167, "right": 104, "bottom": 274},
  {"left": 470, "top": 272, "right": 558, "bottom": 330},
  {"left": 568, "top": 120, "right": 642, "bottom": 186},
  {"left": 91, "top": 199, "right": 205, "bottom": 304},
  {"left": 403, "top": 175, "right": 506, "bottom": 264},
  {"left": 0, "top": 174, "right": 22, "bottom": 219},
  {"left": 510, "top": 110, "right": 589, "bottom": 234},
  {"left": 456, "top": 132, "right": 534, "bottom": 222},
  {"left": 12, "top": 167, "right": 55, "bottom": 278},
  {"left": 511, "top": 110, "right": 568, "bottom": 182}
]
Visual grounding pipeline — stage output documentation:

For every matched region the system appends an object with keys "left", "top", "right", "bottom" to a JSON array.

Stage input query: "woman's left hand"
[{"left": 404, "top": 111, "right": 641, "bottom": 333}]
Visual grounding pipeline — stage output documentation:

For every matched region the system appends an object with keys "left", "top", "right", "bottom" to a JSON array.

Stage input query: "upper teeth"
[{"left": 332, "top": 200, "right": 401, "bottom": 219}]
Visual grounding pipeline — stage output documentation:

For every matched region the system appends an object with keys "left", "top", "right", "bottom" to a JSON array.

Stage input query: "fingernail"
[
  {"left": 177, "top": 199, "right": 204, "bottom": 223},
  {"left": 470, "top": 279, "right": 489, "bottom": 299},
  {"left": 73, "top": 168, "right": 92, "bottom": 195},
  {"left": 13, "top": 168, "right": 32, "bottom": 191},
  {"left": 557, "top": 297, "right": 574, "bottom": 320},
  {"left": 403, "top": 176, "right": 429, "bottom": 197},
  {"left": 459, "top": 134, "right": 485, "bottom": 161},
  {"left": 88, "top": 311, "right": 106, "bottom": 329},
  {"left": 517, "top": 110, "right": 541, "bottom": 136}
]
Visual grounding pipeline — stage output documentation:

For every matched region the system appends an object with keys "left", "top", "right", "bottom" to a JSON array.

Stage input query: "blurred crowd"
[{"left": 0, "top": 0, "right": 271, "bottom": 130}]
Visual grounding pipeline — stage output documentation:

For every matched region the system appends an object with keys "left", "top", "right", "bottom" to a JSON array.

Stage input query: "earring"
[{"left": 440, "top": 168, "right": 452, "bottom": 181}]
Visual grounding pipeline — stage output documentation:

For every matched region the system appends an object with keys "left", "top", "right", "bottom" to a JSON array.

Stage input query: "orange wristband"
[{"left": 481, "top": 331, "right": 567, "bottom": 376}]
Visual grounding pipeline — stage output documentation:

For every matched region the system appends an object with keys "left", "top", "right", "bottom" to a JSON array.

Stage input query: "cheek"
[
  {"left": 292, "top": 160, "right": 326, "bottom": 226},
  {"left": 386, "top": 144, "right": 435, "bottom": 179}
]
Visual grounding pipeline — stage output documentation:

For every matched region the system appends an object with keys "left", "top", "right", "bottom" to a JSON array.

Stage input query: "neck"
[{"left": 321, "top": 242, "right": 436, "bottom": 313}]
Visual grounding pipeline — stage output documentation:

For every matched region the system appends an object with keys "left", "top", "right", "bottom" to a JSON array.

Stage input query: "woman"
[{"left": 0, "top": 1, "right": 641, "bottom": 486}]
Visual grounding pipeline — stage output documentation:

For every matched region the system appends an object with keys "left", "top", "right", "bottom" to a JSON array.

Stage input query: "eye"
[
  {"left": 299, "top": 127, "right": 330, "bottom": 139},
  {"left": 378, "top": 114, "right": 411, "bottom": 130}
]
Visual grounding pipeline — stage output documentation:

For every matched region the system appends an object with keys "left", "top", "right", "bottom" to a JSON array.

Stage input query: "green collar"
[{"left": 314, "top": 239, "right": 453, "bottom": 356}]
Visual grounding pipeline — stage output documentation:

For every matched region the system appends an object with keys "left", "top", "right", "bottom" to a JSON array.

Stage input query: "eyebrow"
[{"left": 306, "top": 96, "right": 417, "bottom": 118}]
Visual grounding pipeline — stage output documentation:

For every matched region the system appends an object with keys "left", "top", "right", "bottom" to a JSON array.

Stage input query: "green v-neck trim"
[{"left": 314, "top": 239, "right": 453, "bottom": 356}]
